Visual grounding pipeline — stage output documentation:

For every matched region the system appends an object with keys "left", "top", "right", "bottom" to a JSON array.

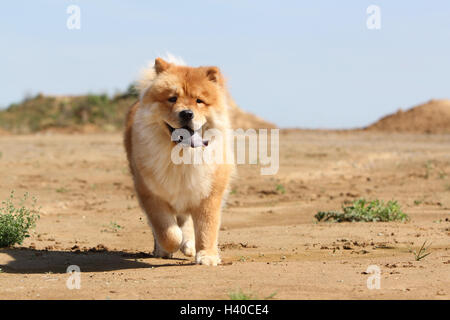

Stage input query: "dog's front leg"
[
  {"left": 191, "top": 196, "right": 223, "bottom": 266},
  {"left": 138, "top": 190, "right": 182, "bottom": 258}
]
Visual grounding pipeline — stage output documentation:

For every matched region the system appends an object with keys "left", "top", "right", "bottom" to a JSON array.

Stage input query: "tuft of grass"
[
  {"left": 101, "top": 221, "right": 123, "bottom": 233},
  {"left": 55, "top": 187, "right": 68, "bottom": 193},
  {"left": 275, "top": 184, "right": 286, "bottom": 194},
  {"left": 264, "top": 292, "right": 277, "bottom": 300},
  {"left": 445, "top": 184, "right": 450, "bottom": 191},
  {"left": 228, "top": 289, "right": 253, "bottom": 300},
  {"left": 424, "top": 161, "right": 433, "bottom": 179},
  {"left": 413, "top": 241, "right": 432, "bottom": 261},
  {"left": 228, "top": 289, "right": 277, "bottom": 300},
  {"left": 315, "top": 198, "right": 409, "bottom": 223},
  {"left": 0, "top": 191, "right": 40, "bottom": 247}
]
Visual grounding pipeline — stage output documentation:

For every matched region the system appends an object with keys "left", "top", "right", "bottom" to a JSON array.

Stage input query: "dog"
[{"left": 124, "top": 56, "right": 233, "bottom": 265}]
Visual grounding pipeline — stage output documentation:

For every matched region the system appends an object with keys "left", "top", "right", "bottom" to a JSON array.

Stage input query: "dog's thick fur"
[{"left": 124, "top": 57, "right": 233, "bottom": 265}]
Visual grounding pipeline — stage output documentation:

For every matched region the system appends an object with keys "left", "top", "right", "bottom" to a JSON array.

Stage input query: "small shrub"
[
  {"left": 315, "top": 198, "right": 409, "bottom": 223},
  {"left": 0, "top": 191, "right": 40, "bottom": 247},
  {"left": 275, "top": 184, "right": 286, "bottom": 194}
]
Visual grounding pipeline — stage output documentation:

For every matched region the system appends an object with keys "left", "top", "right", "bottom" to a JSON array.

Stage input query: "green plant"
[
  {"left": 315, "top": 198, "right": 409, "bottom": 223},
  {"left": 424, "top": 161, "right": 433, "bottom": 179},
  {"left": 228, "top": 289, "right": 253, "bottom": 300},
  {"left": 56, "top": 187, "right": 68, "bottom": 193},
  {"left": 413, "top": 241, "right": 432, "bottom": 261},
  {"left": 264, "top": 292, "right": 277, "bottom": 300},
  {"left": 238, "top": 256, "right": 248, "bottom": 262},
  {"left": 102, "top": 221, "right": 123, "bottom": 233},
  {"left": 0, "top": 191, "right": 40, "bottom": 247},
  {"left": 228, "top": 289, "right": 277, "bottom": 300},
  {"left": 275, "top": 184, "right": 286, "bottom": 194}
]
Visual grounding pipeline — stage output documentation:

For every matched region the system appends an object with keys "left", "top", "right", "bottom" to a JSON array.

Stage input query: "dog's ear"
[
  {"left": 205, "top": 66, "right": 224, "bottom": 86},
  {"left": 154, "top": 58, "right": 170, "bottom": 74}
]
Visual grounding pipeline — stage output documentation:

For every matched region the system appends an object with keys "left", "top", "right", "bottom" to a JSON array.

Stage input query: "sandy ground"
[{"left": 0, "top": 131, "right": 449, "bottom": 299}]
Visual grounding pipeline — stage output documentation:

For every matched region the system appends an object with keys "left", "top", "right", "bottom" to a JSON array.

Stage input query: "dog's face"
[{"left": 142, "top": 58, "right": 227, "bottom": 147}]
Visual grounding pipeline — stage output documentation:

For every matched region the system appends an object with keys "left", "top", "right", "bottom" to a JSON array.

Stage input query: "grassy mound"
[{"left": 0, "top": 86, "right": 138, "bottom": 134}]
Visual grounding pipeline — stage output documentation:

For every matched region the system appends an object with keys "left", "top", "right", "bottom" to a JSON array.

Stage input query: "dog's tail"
[{"left": 136, "top": 53, "right": 186, "bottom": 95}]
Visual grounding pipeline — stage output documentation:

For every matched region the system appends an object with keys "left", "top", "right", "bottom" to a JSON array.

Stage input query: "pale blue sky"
[{"left": 1, "top": 0, "right": 449, "bottom": 128}]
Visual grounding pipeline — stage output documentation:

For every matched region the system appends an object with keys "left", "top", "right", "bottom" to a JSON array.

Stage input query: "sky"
[{"left": 1, "top": 0, "right": 450, "bottom": 128}]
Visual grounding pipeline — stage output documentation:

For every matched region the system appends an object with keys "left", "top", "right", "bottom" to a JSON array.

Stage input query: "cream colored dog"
[{"left": 124, "top": 56, "right": 233, "bottom": 265}]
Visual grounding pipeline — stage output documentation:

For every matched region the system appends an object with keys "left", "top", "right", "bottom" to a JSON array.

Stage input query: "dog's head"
[{"left": 140, "top": 58, "right": 228, "bottom": 147}]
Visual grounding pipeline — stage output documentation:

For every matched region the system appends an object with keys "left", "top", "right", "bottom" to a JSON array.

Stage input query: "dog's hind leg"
[{"left": 177, "top": 214, "right": 196, "bottom": 257}]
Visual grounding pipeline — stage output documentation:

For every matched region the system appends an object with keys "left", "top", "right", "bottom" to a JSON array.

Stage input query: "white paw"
[
  {"left": 195, "top": 250, "right": 221, "bottom": 266},
  {"left": 153, "top": 245, "right": 173, "bottom": 259},
  {"left": 180, "top": 240, "right": 196, "bottom": 257}
]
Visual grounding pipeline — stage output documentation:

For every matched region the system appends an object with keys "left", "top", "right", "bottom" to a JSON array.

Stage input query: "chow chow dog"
[{"left": 124, "top": 56, "right": 233, "bottom": 265}]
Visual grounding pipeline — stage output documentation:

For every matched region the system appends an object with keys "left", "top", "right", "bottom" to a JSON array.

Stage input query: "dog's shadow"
[{"left": 0, "top": 247, "right": 193, "bottom": 274}]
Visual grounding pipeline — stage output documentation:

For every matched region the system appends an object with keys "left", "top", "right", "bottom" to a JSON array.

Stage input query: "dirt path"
[{"left": 0, "top": 131, "right": 449, "bottom": 299}]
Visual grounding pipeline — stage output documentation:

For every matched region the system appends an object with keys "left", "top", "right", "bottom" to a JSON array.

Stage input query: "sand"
[{"left": 0, "top": 131, "right": 449, "bottom": 299}]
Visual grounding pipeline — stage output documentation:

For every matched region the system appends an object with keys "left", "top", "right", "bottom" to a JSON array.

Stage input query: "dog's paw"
[
  {"left": 195, "top": 250, "right": 221, "bottom": 266},
  {"left": 153, "top": 243, "right": 173, "bottom": 259},
  {"left": 180, "top": 240, "right": 196, "bottom": 257},
  {"left": 152, "top": 225, "right": 182, "bottom": 258}
]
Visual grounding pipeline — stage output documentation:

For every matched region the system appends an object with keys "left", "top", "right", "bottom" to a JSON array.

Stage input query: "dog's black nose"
[{"left": 179, "top": 109, "right": 194, "bottom": 121}]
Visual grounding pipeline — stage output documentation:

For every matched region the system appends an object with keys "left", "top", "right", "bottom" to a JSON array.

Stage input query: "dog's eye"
[
  {"left": 168, "top": 96, "right": 177, "bottom": 103},
  {"left": 196, "top": 98, "right": 204, "bottom": 104}
]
